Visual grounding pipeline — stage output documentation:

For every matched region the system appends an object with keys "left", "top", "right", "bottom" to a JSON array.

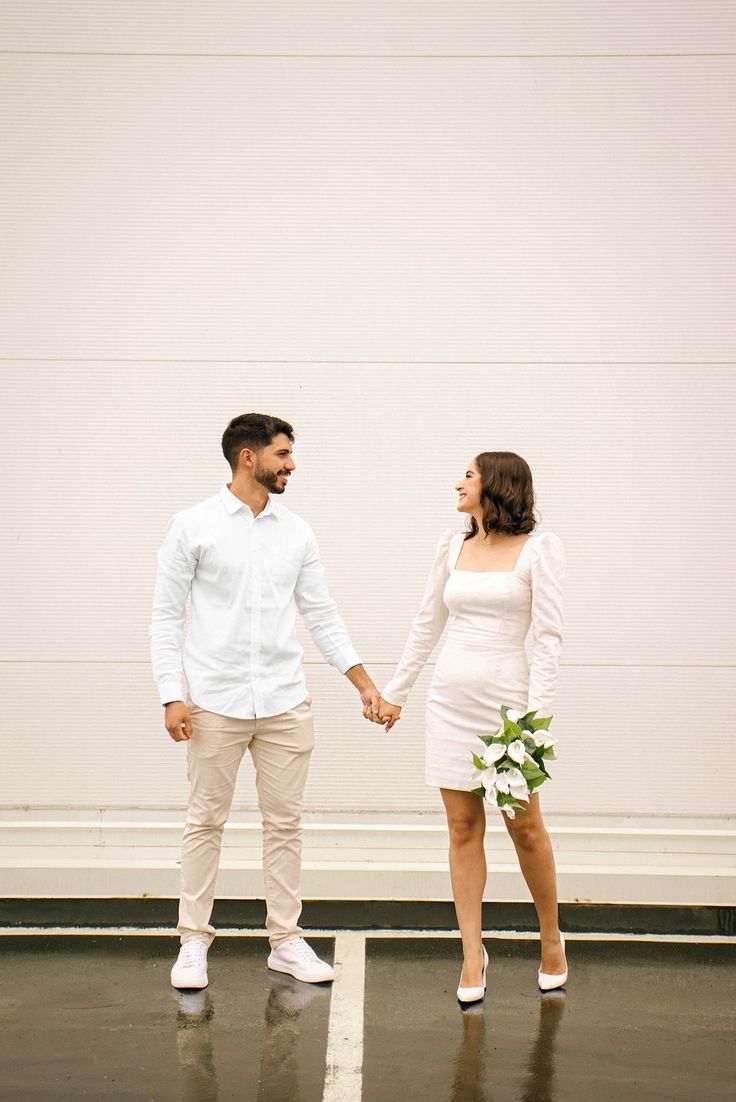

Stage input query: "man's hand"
[
  {"left": 359, "top": 685, "right": 382, "bottom": 723},
  {"left": 164, "top": 700, "right": 192, "bottom": 742}
]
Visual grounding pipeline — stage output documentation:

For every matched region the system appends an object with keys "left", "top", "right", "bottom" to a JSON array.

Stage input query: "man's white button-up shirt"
[{"left": 148, "top": 483, "right": 361, "bottom": 718}]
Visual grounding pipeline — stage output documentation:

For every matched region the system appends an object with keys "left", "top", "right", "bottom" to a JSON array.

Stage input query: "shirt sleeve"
[
  {"left": 294, "top": 527, "right": 362, "bottom": 674},
  {"left": 380, "top": 528, "right": 455, "bottom": 707},
  {"left": 526, "top": 531, "right": 566, "bottom": 716},
  {"left": 148, "top": 514, "right": 198, "bottom": 706}
]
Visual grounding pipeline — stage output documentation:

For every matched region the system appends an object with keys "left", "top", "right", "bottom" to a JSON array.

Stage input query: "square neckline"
[{"left": 451, "top": 532, "right": 535, "bottom": 575}]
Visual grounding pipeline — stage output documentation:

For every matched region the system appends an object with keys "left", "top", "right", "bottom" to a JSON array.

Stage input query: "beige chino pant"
[{"left": 177, "top": 691, "right": 315, "bottom": 949}]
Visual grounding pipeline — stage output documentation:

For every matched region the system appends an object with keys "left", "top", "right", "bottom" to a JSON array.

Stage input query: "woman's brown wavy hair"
[{"left": 464, "top": 451, "right": 537, "bottom": 541}]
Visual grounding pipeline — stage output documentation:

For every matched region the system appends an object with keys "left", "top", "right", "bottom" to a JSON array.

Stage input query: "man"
[{"left": 149, "top": 413, "right": 382, "bottom": 989}]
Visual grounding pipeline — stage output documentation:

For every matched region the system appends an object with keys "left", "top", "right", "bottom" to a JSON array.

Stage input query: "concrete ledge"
[
  {"left": 1, "top": 860, "right": 734, "bottom": 905},
  {"left": 1, "top": 810, "right": 734, "bottom": 906}
]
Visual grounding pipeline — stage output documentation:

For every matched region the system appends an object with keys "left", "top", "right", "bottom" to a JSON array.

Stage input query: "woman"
[{"left": 366, "top": 451, "right": 567, "bottom": 1004}]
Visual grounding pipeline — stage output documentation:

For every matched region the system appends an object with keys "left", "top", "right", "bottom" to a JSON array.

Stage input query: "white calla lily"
[
  {"left": 494, "top": 770, "right": 510, "bottom": 794},
  {"left": 482, "top": 741, "right": 506, "bottom": 766},
  {"left": 481, "top": 765, "right": 498, "bottom": 792},
  {"left": 507, "top": 739, "right": 527, "bottom": 765},
  {"left": 495, "top": 766, "right": 529, "bottom": 800},
  {"left": 505, "top": 708, "right": 521, "bottom": 723}
]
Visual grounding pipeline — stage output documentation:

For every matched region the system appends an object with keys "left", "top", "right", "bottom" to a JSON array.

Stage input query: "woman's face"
[{"left": 455, "top": 459, "right": 482, "bottom": 513}]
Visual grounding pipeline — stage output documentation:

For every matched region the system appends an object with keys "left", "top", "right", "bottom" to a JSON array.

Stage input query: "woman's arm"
[
  {"left": 380, "top": 528, "right": 456, "bottom": 708},
  {"left": 526, "top": 532, "right": 567, "bottom": 715}
]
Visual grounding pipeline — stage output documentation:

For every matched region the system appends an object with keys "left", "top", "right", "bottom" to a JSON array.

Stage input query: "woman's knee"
[
  {"left": 505, "top": 811, "right": 545, "bottom": 848},
  {"left": 447, "top": 812, "right": 485, "bottom": 845}
]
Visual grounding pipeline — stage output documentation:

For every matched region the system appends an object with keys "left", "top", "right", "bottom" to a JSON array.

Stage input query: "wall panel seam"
[{"left": 2, "top": 50, "right": 736, "bottom": 59}]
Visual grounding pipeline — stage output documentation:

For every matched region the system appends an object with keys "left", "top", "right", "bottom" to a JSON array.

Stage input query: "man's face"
[{"left": 253, "top": 433, "right": 296, "bottom": 494}]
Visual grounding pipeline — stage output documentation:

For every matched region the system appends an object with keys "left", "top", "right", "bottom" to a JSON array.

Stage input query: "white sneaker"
[
  {"left": 171, "top": 938, "right": 209, "bottom": 989},
  {"left": 267, "top": 936, "right": 336, "bottom": 983}
]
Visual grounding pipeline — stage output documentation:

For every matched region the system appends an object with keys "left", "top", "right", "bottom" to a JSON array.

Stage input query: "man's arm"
[
  {"left": 344, "top": 663, "right": 382, "bottom": 718},
  {"left": 293, "top": 528, "right": 381, "bottom": 716},
  {"left": 148, "top": 514, "right": 198, "bottom": 707}
]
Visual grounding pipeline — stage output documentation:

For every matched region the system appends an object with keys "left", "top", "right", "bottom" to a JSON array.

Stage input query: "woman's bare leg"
[
  {"left": 502, "top": 790, "right": 565, "bottom": 973},
  {"left": 440, "top": 787, "right": 487, "bottom": 987}
]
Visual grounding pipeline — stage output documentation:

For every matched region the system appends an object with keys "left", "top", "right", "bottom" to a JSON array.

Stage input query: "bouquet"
[{"left": 470, "top": 705, "right": 557, "bottom": 818}]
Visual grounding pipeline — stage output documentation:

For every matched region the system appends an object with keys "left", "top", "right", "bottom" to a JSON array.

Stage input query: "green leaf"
[
  {"left": 502, "top": 721, "right": 522, "bottom": 744},
  {"left": 472, "top": 753, "right": 487, "bottom": 771},
  {"left": 521, "top": 763, "right": 544, "bottom": 779},
  {"left": 504, "top": 797, "right": 529, "bottom": 812},
  {"left": 542, "top": 747, "right": 556, "bottom": 760},
  {"left": 470, "top": 786, "right": 485, "bottom": 797}
]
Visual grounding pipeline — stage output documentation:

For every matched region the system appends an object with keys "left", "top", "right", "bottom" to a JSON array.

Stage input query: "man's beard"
[{"left": 254, "top": 462, "right": 284, "bottom": 494}]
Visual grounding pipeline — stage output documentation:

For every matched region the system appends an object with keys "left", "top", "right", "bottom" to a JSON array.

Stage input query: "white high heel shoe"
[
  {"left": 537, "top": 932, "right": 567, "bottom": 991},
  {"left": 457, "top": 944, "right": 489, "bottom": 1004}
]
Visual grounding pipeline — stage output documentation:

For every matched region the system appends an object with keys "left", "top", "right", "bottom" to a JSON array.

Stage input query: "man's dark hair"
[{"left": 221, "top": 413, "right": 295, "bottom": 473}]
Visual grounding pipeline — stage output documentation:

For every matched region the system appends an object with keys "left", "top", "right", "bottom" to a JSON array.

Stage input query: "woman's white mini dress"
[{"left": 381, "top": 529, "right": 566, "bottom": 792}]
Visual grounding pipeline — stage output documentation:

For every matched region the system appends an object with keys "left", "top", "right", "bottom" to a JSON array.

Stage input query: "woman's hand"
[
  {"left": 379, "top": 699, "right": 402, "bottom": 731},
  {"left": 380, "top": 699, "right": 402, "bottom": 731}
]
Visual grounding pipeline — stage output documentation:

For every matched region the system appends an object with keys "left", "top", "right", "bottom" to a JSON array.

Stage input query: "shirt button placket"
[{"left": 250, "top": 519, "right": 261, "bottom": 719}]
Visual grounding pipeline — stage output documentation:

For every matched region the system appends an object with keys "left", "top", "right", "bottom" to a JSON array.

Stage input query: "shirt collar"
[{"left": 219, "top": 483, "right": 282, "bottom": 520}]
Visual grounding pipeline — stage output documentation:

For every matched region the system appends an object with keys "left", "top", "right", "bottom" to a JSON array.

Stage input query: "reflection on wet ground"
[
  {"left": 0, "top": 933, "right": 734, "bottom": 1101},
  {"left": 363, "top": 937, "right": 736, "bottom": 1102},
  {"left": 0, "top": 935, "right": 333, "bottom": 1101}
]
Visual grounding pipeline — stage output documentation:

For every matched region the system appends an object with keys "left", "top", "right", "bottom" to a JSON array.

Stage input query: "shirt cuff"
[
  {"left": 335, "top": 645, "right": 362, "bottom": 676},
  {"left": 380, "top": 683, "right": 408, "bottom": 707},
  {"left": 159, "top": 677, "right": 187, "bottom": 706}
]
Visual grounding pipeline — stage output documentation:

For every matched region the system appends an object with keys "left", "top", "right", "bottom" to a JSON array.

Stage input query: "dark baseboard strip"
[{"left": 0, "top": 899, "right": 734, "bottom": 936}]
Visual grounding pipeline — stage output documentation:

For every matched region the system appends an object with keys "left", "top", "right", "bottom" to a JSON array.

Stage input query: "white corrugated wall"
[{"left": 1, "top": 3, "right": 734, "bottom": 905}]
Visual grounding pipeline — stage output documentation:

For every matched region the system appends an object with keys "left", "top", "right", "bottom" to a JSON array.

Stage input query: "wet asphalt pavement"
[
  {"left": 0, "top": 934, "right": 733, "bottom": 1101},
  {"left": 363, "top": 938, "right": 735, "bottom": 1102}
]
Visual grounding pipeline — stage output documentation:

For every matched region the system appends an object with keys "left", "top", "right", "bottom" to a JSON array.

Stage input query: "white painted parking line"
[{"left": 322, "top": 931, "right": 366, "bottom": 1102}]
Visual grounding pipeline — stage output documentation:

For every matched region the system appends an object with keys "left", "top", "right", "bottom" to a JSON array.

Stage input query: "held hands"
[{"left": 361, "top": 688, "right": 402, "bottom": 732}]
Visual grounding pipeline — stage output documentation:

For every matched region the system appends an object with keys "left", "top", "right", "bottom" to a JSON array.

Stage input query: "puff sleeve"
[
  {"left": 525, "top": 531, "right": 566, "bottom": 716},
  {"left": 381, "top": 528, "right": 456, "bottom": 707}
]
